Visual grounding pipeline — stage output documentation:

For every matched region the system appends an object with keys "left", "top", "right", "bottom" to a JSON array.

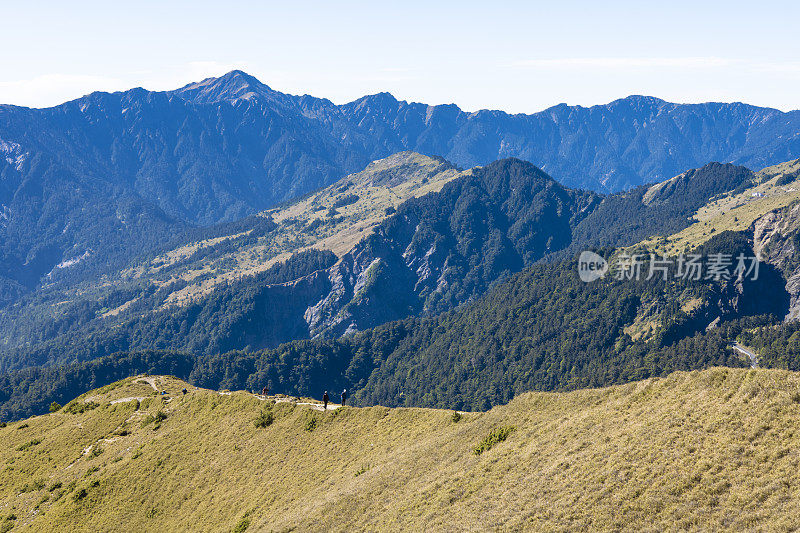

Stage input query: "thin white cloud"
[
  {"left": 0, "top": 74, "right": 129, "bottom": 107},
  {"left": 508, "top": 57, "right": 735, "bottom": 69},
  {"left": 0, "top": 62, "right": 257, "bottom": 108},
  {"left": 751, "top": 62, "right": 800, "bottom": 76}
]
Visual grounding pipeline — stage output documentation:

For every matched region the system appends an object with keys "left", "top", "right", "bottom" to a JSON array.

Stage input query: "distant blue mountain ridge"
[{"left": 0, "top": 70, "right": 798, "bottom": 301}]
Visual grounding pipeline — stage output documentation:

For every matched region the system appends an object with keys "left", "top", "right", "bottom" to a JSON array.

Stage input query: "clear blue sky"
[{"left": 2, "top": 0, "right": 799, "bottom": 112}]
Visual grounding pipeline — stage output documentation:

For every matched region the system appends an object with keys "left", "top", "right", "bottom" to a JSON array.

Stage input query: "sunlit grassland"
[
  {"left": 3, "top": 369, "right": 800, "bottom": 531},
  {"left": 639, "top": 159, "right": 800, "bottom": 256}
]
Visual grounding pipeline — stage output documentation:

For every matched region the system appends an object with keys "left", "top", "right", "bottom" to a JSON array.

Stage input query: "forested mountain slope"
[
  {"left": 3, "top": 70, "right": 800, "bottom": 305},
  {"left": 1, "top": 156, "right": 760, "bottom": 373},
  {"left": 2, "top": 228, "right": 792, "bottom": 419},
  {"left": 0, "top": 152, "right": 776, "bottom": 382}
]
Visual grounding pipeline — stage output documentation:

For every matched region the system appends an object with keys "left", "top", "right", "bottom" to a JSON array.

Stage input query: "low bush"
[
  {"left": 473, "top": 426, "right": 516, "bottom": 455},
  {"left": 253, "top": 408, "right": 274, "bottom": 428},
  {"left": 20, "top": 478, "right": 46, "bottom": 493},
  {"left": 16, "top": 438, "right": 42, "bottom": 451},
  {"left": 64, "top": 401, "right": 99, "bottom": 415},
  {"left": 304, "top": 416, "right": 317, "bottom": 432}
]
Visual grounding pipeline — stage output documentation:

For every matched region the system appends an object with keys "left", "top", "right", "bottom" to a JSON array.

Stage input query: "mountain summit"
[{"left": 171, "top": 69, "right": 291, "bottom": 106}]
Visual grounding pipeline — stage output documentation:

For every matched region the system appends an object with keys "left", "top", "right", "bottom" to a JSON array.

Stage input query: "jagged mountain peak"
[
  {"left": 171, "top": 69, "right": 287, "bottom": 105},
  {"left": 613, "top": 94, "right": 668, "bottom": 106},
  {"left": 343, "top": 91, "right": 402, "bottom": 112}
]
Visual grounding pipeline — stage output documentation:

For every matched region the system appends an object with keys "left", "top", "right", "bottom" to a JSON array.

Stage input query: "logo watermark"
[
  {"left": 578, "top": 252, "right": 760, "bottom": 283},
  {"left": 578, "top": 251, "right": 609, "bottom": 282}
]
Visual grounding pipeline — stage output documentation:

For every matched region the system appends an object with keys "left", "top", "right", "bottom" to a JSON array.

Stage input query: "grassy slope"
[
  {"left": 6, "top": 151, "right": 465, "bottom": 330},
  {"left": 641, "top": 158, "right": 800, "bottom": 255},
  {"left": 3, "top": 369, "right": 800, "bottom": 531},
  {"left": 131, "top": 151, "right": 466, "bottom": 307}
]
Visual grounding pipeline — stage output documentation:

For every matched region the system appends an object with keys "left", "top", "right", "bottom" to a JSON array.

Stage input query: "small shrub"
[
  {"left": 90, "top": 446, "right": 104, "bottom": 458},
  {"left": 72, "top": 488, "right": 88, "bottom": 502},
  {"left": 16, "top": 438, "right": 42, "bottom": 451},
  {"left": 20, "top": 478, "right": 46, "bottom": 493},
  {"left": 355, "top": 464, "right": 370, "bottom": 477},
  {"left": 16, "top": 423, "right": 29, "bottom": 429},
  {"left": 304, "top": 416, "right": 317, "bottom": 432},
  {"left": 253, "top": 408, "right": 274, "bottom": 428},
  {"left": 65, "top": 401, "right": 99, "bottom": 415},
  {"left": 150, "top": 410, "right": 168, "bottom": 429},
  {"left": 451, "top": 411, "right": 463, "bottom": 423},
  {"left": 49, "top": 402, "right": 62, "bottom": 413},
  {"left": 473, "top": 426, "right": 516, "bottom": 455},
  {"left": 48, "top": 482, "right": 62, "bottom": 492},
  {"left": 1, "top": 514, "right": 16, "bottom": 533},
  {"left": 232, "top": 511, "right": 252, "bottom": 533},
  {"left": 332, "top": 193, "right": 359, "bottom": 208}
]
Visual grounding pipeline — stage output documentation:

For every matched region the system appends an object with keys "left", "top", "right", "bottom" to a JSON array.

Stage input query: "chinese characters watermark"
[{"left": 578, "top": 251, "right": 760, "bottom": 283}]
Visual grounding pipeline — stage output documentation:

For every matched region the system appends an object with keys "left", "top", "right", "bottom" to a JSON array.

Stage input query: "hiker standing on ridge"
[
  {"left": 323, "top": 391, "right": 329, "bottom": 410},
  {"left": 341, "top": 389, "right": 348, "bottom": 407}
]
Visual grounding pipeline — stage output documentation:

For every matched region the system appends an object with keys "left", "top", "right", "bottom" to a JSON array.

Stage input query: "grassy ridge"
[
  {"left": 640, "top": 158, "right": 800, "bottom": 255},
  {"left": 3, "top": 369, "right": 800, "bottom": 531}
]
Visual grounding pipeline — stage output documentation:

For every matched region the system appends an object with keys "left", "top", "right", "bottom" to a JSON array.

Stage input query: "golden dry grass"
[{"left": 4, "top": 369, "right": 800, "bottom": 531}]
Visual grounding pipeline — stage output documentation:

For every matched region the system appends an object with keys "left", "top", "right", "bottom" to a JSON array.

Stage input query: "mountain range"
[
  {"left": 3, "top": 70, "right": 800, "bottom": 305},
  {"left": 4, "top": 151, "right": 800, "bottom": 418},
  {"left": 0, "top": 153, "right": 766, "bottom": 374},
  {"left": 4, "top": 72, "right": 800, "bottom": 421}
]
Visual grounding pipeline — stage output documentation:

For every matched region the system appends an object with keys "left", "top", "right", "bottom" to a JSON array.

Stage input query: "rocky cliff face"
[
  {"left": 301, "top": 159, "right": 600, "bottom": 337},
  {"left": 753, "top": 203, "right": 800, "bottom": 319}
]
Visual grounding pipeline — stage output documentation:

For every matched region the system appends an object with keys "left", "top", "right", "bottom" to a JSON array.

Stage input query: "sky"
[{"left": 1, "top": 0, "right": 799, "bottom": 112}]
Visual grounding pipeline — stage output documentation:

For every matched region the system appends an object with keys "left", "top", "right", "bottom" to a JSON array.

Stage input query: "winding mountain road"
[{"left": 732, "top": 342, "right": 759, "bottom": 369}]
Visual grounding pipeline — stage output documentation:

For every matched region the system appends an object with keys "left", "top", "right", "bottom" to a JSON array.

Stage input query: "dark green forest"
[
  {"left": 0, "top": 155, "right": 790, "bottom": 420},
  {"left": 1, "top": 230, "right": 790, "bottom": 420},
  {"left": 0, "top": 159, "right": 757, "bottom": 372},
  {"left": 0, "top": 248, "right": 337, "bottom": 372}
]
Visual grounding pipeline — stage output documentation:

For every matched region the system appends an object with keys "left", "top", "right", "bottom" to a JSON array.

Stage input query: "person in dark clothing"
[
  {"left": 323, "top": 391, "right": 329, "bottom": 410},
  {"left": 261, "top": 386, "right": 269, "bottom": 396},
  {"left": 341, "top": 389, "right": 348, "bottom": 407}
]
